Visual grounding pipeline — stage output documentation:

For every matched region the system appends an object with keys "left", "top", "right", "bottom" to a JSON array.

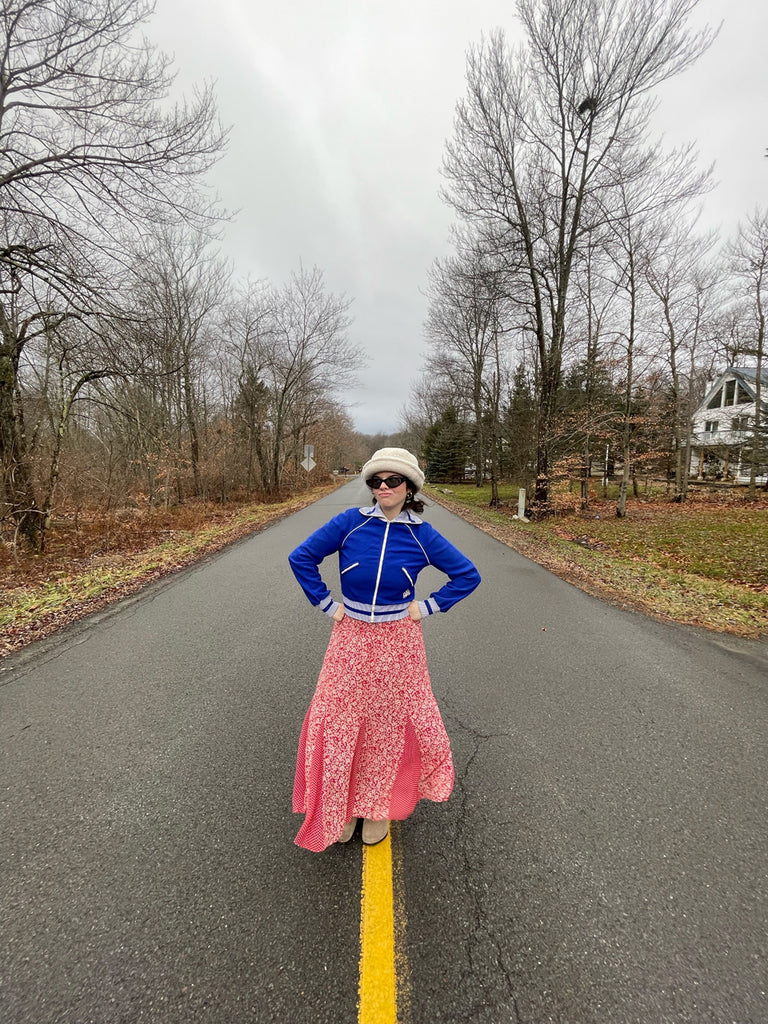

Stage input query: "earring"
[{"left": 406, "top": 491, "right": 413, "bottom": 502}]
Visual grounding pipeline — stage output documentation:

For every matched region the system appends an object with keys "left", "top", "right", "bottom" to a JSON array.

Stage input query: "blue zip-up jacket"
[{"left": 288, "top": 505, "right": 481, "bottom": 623}]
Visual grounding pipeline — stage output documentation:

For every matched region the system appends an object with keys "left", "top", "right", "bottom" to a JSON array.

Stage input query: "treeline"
[
  {"left": 0, "top": 0, "right": 366, "bottom": 552},
  {"left": 402, "top": 0, "right": 767, "bottom": 515}
]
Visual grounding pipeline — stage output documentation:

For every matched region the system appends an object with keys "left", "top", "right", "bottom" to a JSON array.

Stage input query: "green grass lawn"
[
  {"left": 427, "top": 483, "right": 768, "bottom": 637},
  {"left": 575, "top": 505, "right": 767, "bottom": 586}
]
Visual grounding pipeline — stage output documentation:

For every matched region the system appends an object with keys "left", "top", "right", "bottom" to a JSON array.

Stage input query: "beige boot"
[
  {"left": 362, "top": 818, "right": 389, "bottom": 845},
  {"left": 337, "top": 818, "right": 358, "bottom": 843}
]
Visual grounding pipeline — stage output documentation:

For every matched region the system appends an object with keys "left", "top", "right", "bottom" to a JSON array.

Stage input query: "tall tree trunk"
[
  {"left": 0, "top": 325, "right": 41, "bottom": 548},
  {"left": 183, "top": 369, "right": 201, "bottom": 497},
  {"left": 749, "top": 342, "right": 764, "bottom": 498},
  {"left": 474, "top": 384, "right": 484, "bottom": 488},
  {"left": 487, "top": 339, "right": 502, "bottom": 506},
  {"left": 534, "top": 354, "right": 560, "bottom": 509},
  {"left": 582, "top": 261, "right": 599, "bottom": 511},
  {"left": 40, "top": 369, "right": 108, "bottom": 550},
  {"left": 39, "top": 393, "right": 72, "bottom": 553},
  {"left": 663, "top": 304, "right": 685, "bottom": 499},
  {"left": 617, "top": 265, "right": 637, "bottom": 519}
]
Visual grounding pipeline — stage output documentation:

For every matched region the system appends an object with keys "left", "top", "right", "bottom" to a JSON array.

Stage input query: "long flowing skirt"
[{"left": 293, "top": 616, "right": 454, "bottom": 851}]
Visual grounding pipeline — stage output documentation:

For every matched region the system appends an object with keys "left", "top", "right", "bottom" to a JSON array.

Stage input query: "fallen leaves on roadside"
[{"left": 0, "top": 485, "right": 339, "bottom": 656}]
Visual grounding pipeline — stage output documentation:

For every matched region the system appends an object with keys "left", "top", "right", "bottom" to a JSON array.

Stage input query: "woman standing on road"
[{"left": 288, "top": 447, "right": 481, "bottom": 852}]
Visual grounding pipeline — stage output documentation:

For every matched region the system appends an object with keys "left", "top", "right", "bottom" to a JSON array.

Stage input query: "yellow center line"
[{"left": 358, "top": 828, "right": 397, "bottom": 1023}]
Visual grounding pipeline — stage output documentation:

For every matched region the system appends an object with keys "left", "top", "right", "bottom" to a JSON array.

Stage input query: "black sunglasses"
[{"left": 367, "top": 474, "right": 407, "bottom": 490}]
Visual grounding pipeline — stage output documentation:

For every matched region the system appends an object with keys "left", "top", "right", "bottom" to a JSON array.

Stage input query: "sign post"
[{"left": 301, "top": 444, "right": 316, "bottom": 482}]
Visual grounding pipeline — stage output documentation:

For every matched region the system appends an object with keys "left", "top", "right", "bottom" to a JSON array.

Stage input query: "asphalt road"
[{"left": 2, "top": 480, "right": 767, "bottom": 1024}]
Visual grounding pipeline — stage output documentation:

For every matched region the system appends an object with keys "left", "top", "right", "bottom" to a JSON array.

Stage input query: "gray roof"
[
  {"left": 703, "top": 366, "right": 768, "bottom": 404},
  {"left": 728, "top": 366, "right": 768, "bottom": 387},
  {"left": 695, "top": 367, "right": 768, "bottom": 421}
]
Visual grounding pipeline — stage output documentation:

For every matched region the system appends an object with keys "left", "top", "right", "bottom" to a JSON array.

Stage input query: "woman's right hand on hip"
[{"left": 332, "top": 605, "right": 345, "bottom": 622}]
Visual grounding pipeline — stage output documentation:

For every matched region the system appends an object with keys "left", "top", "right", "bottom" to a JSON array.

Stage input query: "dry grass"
[{"left": 0, "top": 484, "right": 340, "bottom": 655}]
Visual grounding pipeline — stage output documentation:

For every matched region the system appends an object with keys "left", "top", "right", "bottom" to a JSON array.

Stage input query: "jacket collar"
[{"left": 360, "top": 505, "right": 423, "bottom": 525}]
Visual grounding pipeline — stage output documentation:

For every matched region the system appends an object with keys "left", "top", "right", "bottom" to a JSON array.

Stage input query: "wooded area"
[
  {"left": 2, "top": 0, "right": 766, "bottom": 565},
  {"left": 0, "top": 0, "right": 367, "bottom": 554},
  {"left": 402, "top": 0, "right": 768, "bottom": 515}
]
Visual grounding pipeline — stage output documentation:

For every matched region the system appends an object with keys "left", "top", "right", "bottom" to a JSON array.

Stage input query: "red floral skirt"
[{"left": 293, "top": 616, "right": 454, "bottom": 851}]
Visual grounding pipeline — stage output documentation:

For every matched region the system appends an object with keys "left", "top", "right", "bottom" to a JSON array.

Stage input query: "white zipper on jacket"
[{"left": 370, "top": 520, "right": 390, "bottom": 622}]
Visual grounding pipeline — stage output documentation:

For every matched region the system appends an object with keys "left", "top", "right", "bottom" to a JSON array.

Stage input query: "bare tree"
[
  {"left": 424, "top": 244, "right": 510, "bottom": 487},
  {"left": 645, "top": 222, "right": 720, "bottom": 497},
  {"left": 223, "top": 279, "right": 274, "bottom": 494},
  {"left": 568, "top": 232, "right": 623, "bottom": 507},
  {"left": 0, "top": 0, "right": 226, "bottom": 545},
  {"left": 601, "top": 172, "right": 663, "bottom": 517},
  {"left": 130, "top": 225, "right": 230, "bottom": 500},
  {"left": 441, "top": 0, "right": 714, "bottom": 512},
  {"left": 727, "top": 209, "right": 768, "bottom": 496},
  {"left": 24, "top": 313, "right": 120, "bottom": 548},
  {"left": 227, "top": 267, "right": 361, "bottom": 494},
  {"left": 398, "top": 374, "right": 462, "bottom": 460}
]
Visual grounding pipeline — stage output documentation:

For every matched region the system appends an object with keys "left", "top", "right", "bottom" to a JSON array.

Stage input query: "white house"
[{"left": 687, "top": 367, "right": 767, "bottom": 483}]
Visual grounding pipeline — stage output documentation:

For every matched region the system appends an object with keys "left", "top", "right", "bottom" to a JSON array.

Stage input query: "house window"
[
  {"left": 707, "top": 388, "right": 722, "bottom": 409},
  {"left": 732, "top": 415, "right": 750, "bottom": 431},
  {"left": 724, "top": 380, "right": 736, "bottom": 405},
  {"left": 737, "top": 382, "right": 752, "bottom": 404},
  {"left": 704, "top": 420, "right": 719, "bottom": 433}
]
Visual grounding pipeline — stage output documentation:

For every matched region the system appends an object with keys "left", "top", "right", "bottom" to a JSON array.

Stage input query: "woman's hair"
[
  {"left": 403, "top": 479, "right": 425, "bottom": 515},
  {"left": 371, "top": 477, "right": 425, "bottom": 515}
]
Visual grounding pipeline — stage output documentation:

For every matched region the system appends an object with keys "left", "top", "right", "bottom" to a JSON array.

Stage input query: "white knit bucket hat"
[{"left": 360, "top": 447, "right": 425, "bottom": 491}]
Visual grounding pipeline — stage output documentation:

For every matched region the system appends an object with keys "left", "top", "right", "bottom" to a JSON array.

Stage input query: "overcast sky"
[{"left": 148, "top": 0, "right": 767, "bottom": 435}]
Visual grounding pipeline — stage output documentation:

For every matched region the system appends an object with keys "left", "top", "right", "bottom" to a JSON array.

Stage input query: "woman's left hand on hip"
[{"left": 408, "top": 601, "right": 422, "bottom": 621}]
